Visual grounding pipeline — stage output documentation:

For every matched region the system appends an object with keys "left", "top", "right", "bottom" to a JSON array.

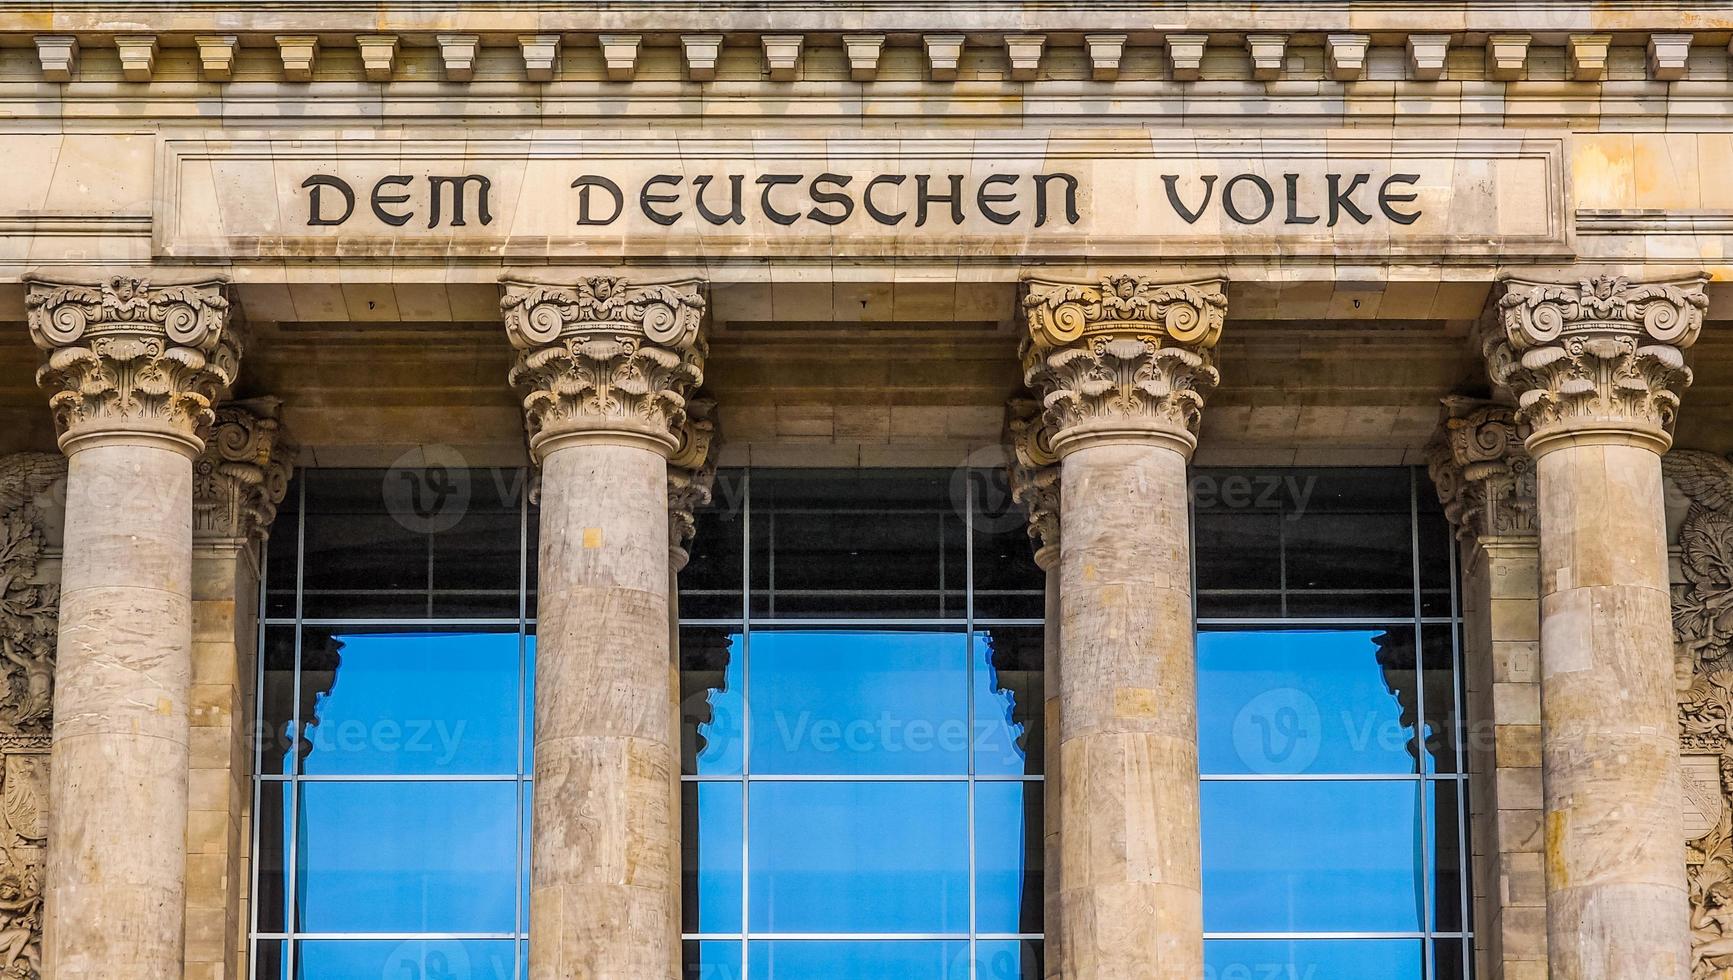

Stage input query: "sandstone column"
[
  {"left": 187, "top": 401, "right": 294, "bottom": 980},
  {"left": 1485, "top": 274, "right": 1710, "bottom": 980},
  {"left": 1022, "top": 275, "right": 1226, "bottom": 980},
  {"left": 1007, "top": 397, "right": 1063, "bottom": 980},
  {"left": 26, "top": 276, "right": 240, "bottom": 980},
  {"left": 501, "top": 276, "right": 707, "bottom": 980},
  {"left": 1425, "top": 398, "right": 1545, "bottom": 980}
]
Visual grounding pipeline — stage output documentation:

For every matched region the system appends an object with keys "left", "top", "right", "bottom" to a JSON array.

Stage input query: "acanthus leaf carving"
[
  {"left": 25, "top": 277, "right": 239, "bottom": 450},
  {"left": 1424, "top": 397, "right": 1536, "bottom": 542},
  {"left": 1021, "top": 275, "right": 1226, "bottom": 455},
  {"left": 668, "top": 393, "right": 719, "bottom": 571},
  {"left": 193, "top": 399, "right": 297, "bottom": 546},
  {"left": 1490, "top": 275, "right": 1709, "bottom": 453},
  {"left": 501, "top": 276, "right": 707, "bottom": 459},
  {"left": 1005, "top": 396, "right": 1060, "bottom": 567}
]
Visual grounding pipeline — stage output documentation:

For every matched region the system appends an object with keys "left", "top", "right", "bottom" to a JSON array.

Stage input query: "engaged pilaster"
[
  {"left": 188, "top": 400, "right": 294, "bottom": 980},
  {"left": 1484, "top": 273, "right": 1709, "bottom": 980},
  {"left": 1021, "top": 274, "right": 1225, "bottom": 980},
  {"left": 1425, "top": 398, "right": 1544, "bottom": 980},
  {"left": 1006, "top": 397, "right": 1062, "bottom": 980},
  {"left": 26, "top": 275, "right": 240, "bottom": 980},
  {"left": 501, "top": 275, "right": 707, "bottom": 980}
]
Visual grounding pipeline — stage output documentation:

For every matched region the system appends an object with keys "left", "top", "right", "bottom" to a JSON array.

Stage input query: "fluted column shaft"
[
  {"left": 503, "top": 276, "right": 706, "bottom": 980},
  {"left": 26, "top": 276, "right": 239, "bottom": 980},
  {"left": 1022, "top": 275, "right": 1226, "bottom": 980},
  {"left": 1486, "top": 274, "right": 1709, "bottom": 980}
]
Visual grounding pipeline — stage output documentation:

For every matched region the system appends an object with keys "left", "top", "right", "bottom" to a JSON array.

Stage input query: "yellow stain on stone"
[
  {"left": 583, "top": 528, "right": 603, "bottom": 548},
  {"left": 1570, "top": 134, "right": 1636, "bottom": 209},
  {"left": 1546, "top": 808, "right": 1570, "bottom": 889},
  {"left": 1114, "top": 687, "right": 1161, "bottom": 719},
  {"left": 160, "top": 698, "right": 173, "bottom": 714}
]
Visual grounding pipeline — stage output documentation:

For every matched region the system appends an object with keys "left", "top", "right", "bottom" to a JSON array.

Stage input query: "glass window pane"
[
  {"left": 975, "top": 629, "right": 1043, "bottom": 777},
  {"left": 1204, "top": 939, "right": 1425, "bottom": 980},
  {"left": 745, "top": 941, "right": 970, "bottom": 980},
  {"left": 1201, "top": 780, "right": 1426, "bottom": 932},
  {"left": 684, "top": 781, "right": 744, "bottom": 935},
  {"left": 685, "top": 940, "right": 744, "bottom": 980},
  {"left": 1422, "top": 625, "right": 1464, "bottom": 775},
  {"left": 975, "top": 940, "right": 1043, "bottom": 980},
  {"left": 748, "top": 631, "right": 969, "bottom": 776},
  {"left": 680, "top": 469, "right": 746, "bottom": 620},
  {"left": 263, "top": 476, "right": 300, "bottom": 619},
  {"left": 1431, "top": 937, "right": 1469, "bottom": 980},
  {"left": 294, "top": 940, "right": 517, "bottom": 980},
  {"left": 259, "top": 627, "right": 297, "bottom": 777},
  {"left": 748, "top": 781, "right": 969, "bottom": 934},
  {"left": 254, "top": 781, "right": 289, "bottom": 934},
  {"left": 253, "top": 940, "right": 285, "bottom": 980},
  {"left": 299, "top": 631, "right": 520, "bottom": 776},
  {"left": 969, "top": 466, "right": 1046, "bottom": 621},
  {"left": 749, "top": 470, "right": 965, "bottom": 619},
  {"left": 296, "top": 781, "right": 517, "bottom": 933},
  {"left": 1198, "top": 628, "right": 1420, "bottom": 776},
  {"left": 975, "top": 781, "right": 1043, "bottom": 935},
  {"left": 1431, "top": 779, "right": 1467, "bottom": 933},
  {"left": 682, "top": 629, "right": 744, "bottom": 776}
]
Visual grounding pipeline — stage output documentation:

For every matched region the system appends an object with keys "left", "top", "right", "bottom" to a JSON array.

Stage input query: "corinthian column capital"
[
  {"left": 193, "top": 398, "right": 297, "bottom": 547},
  {"left": 1021, "top": 274, "right": 1227, "bottom": 458},
  {"left": 500, "top": 276, "right": 708, "bottom": 460},
  {"left": 1486, "top": 273, "right": 1709, "bottom": 456},
  {"left": 26, "top": 275, "right": 241, "bottom": 457},
  {"left": 1006, "top": 396, "right": 1061, "bottom": 569},
  {"left": 668, "top": 393, "right": 719, "bottom": 571},
  {"left": 1424, "top": 396, "right": 1537, "bottom": 543}
]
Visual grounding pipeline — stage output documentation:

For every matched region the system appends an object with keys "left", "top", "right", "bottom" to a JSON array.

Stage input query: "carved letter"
[
  {"left": 641, "top": 174, "right": 683, "bottom": 226},
  {"left": 864, "top": 174, "right": 907, "bottom": 225},
  {"left": 693, "top": 174, "right": 746, "bottom": 225},
  {"left": 1284, "top": 173, "right": 1320, "bottom": 225},
  {"left": 1033, "top": 173, "right": 1080, "bottom": 227},
  {"left": 1162, "top": 174, "right": 1217, "bottom": 225},
  {"left": 303, "top": 174, "right": 356, "bottom": 226},
  {"left": 977, "top": 174, "right": 1021, "bottom": 225},
  {"left": 426, "top": 175, "right": 494, "bottom": 229},
  {"left": 807, "top": 173, "right": 855, "bottom": 226},
  {"left": 1222, "top": 174, "right": 1275, "bottom": 225},
  {"left": 915, "top": 174, "right": 965, "bottom": 227},
  {"left": 370, "top": 174, "right": 414, "bottom": 227},
  {"left": 755, "top": 174, "right": 803, "bottom": 226},
  {"left": 1327, "top": 173, "right": 1373, "bottom": 226},
  {"left": 1379, "top": 173, "right": 1422, "bottom": 225},
  {"left": 572, "top": 175, "right": 625, "bottom": 225}
]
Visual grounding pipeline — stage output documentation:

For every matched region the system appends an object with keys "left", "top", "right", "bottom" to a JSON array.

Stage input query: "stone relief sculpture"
[
  {"left": 1664, "top": 450, "right": 1733, "bottom": 978},
  {"left": 0, "top": 452, "right": 67, "bottom": 980}
]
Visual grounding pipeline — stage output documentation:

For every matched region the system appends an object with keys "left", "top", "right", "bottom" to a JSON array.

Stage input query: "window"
[
  {"left": 1193, "top": 468, "right": 1469, "bottom": 980},
  {"left": 680, "top": 469, "right": 1047, "bottom": 980},
  {"left": 253, "top": 468, "right": 533, "bottom": 980}
]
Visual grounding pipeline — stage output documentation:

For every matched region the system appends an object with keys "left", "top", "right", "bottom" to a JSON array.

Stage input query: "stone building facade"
[{"left": 1, "top": 2, "right": 1733, "bottom": 979}]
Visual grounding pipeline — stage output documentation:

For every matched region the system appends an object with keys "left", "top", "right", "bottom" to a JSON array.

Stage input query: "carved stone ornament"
[
  {"left": 1424, "top": 397, "right": 1536, "bottom": 542},
  {"left": 500, "top": 276, "right": 707, "bottom": 459},
  {"left": 1488, "top": 274, "right": 1709, "bottom": 454},
  {"left": 1663, "top": 450, "right": 1733, "bottom": 977},
  {"left": 0, "top": 453, "right": 67, "bottom": 980},
  {"left": 1005, "top": 396, "right": 1060, "bottom": 568},
  {"left": 668, "top": 393, "right": 719, "bottom": 571},
  {"left": 193, "top": 399, "right": 297, "bottom": 545},
  {"left": 25, "top": 276, "right": 239, "bottom": 454},
  {"left": 1021, "top": 275, "right": 1227, "bottom": 456}
]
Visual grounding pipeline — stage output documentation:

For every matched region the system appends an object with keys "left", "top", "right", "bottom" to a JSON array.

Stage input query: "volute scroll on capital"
[
  {"left": 194, "top": 399, "right": 298, "bottom": 547},
  {"left": 500, "top": 276, "right": 708, "bottom": 460},
  {"left": 1424, "top": 396, "right": 1536, "bottom": 543},
  {"left": 668, "top": 393, "right": 719, "bottom": 572},
  {"left": 1487, "top": 273, "right": 1710, "bottom": 456},
  {"left": 1021, "top": 275, "right": 1227, "bottom": 458},
  {"left": 25, "top": 275, "right": 240, "bottom": 456},
  {"left": 1005, "top": 396, "right": 1060, "bottom": 570}
]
